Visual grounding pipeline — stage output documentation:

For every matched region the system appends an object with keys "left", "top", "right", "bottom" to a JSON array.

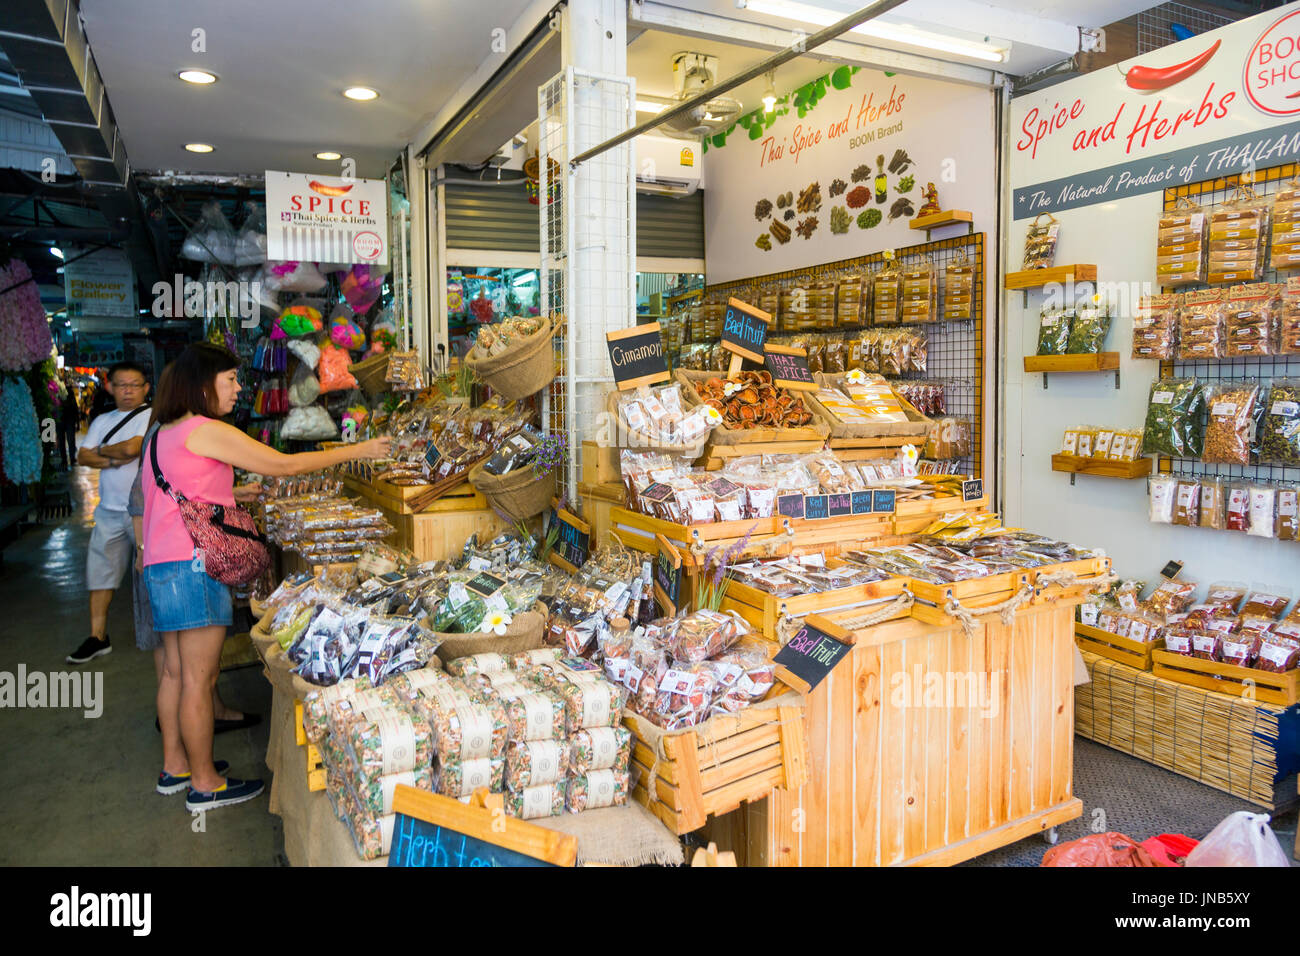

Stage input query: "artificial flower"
[
  {"left": 481, "top": 610, "right": 512, "bottom": 636},
  {"left": 0, "top": 258, "right": 53, "bottom": 371},
  {"left": 0, "top": 377, "right": 43, "bottom": 484}
]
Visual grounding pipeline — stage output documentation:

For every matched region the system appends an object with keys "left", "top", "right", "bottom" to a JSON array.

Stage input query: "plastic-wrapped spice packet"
[
  {"left": 505, "top": 782, "right": 566, "bottom": 819},
  {"left": 566, "top": 769, "right": 630, "bottom": 813},
  {"left": 504, "top": 739, "right": 570, "bottom": 789},
  {"left": 567, "top": 727, "right": 633, "bottom": 776},
  {"left": 433, "top": 756, "right": 505, "bottom": 799}
]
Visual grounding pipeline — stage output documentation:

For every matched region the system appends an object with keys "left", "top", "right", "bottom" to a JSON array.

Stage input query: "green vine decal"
[{"left": 702, "top": 65, "right": 860, "bottom": 154}]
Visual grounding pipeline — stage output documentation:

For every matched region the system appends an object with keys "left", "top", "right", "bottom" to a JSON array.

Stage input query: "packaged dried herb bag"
[
  {"left": 1066, "top": 305, "right": 1111, "bottom": 354},
  {"left": 1201, "top": 380, "right": 1260, "bottom": 465},
  {"left": 1260, "top": 379, "right": 1300, "bottom": 465},
  {"left": 1037, "top": 308, "right": 1072, "bottom": 356},
  {"left": 1142, "top": 378, "right": 1204, "bottom": 458}
]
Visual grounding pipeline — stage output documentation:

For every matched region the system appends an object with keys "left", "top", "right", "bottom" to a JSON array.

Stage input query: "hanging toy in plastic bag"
[
  {"left": 329, "top": 305, "right": 366, "bottom": 351},
  {"left": 468, "top": 288, "right": 495, "bottom": 324},
  {"left": 340, "top": 263, "right": 385, "bottom": 314},
  {"left": 447, "top": 278, "right": 465, "bottom": 318},
  {"left": 341, "top": 403, "right": 369, "bottom": 438},
  {"left": 276, "top": 302, "right": 323, "bottom": 337},
  {"left": 364, "top": 305, "right": 399, "bottom": 359},
  {"left": 318, "top": 341, "right": 358, "bottom": 393}
]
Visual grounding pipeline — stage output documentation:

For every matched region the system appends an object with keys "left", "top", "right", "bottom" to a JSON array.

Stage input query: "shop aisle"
[{"left": 0, "top": 466, "right": 283, "bottom": 866}]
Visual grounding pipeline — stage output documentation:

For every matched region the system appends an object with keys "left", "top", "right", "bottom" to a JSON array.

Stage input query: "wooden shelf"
[
  {"left": 1024, "top": 352, "right": 1121, "bottom": 388},
  {"left": 1051, "top": 454, "right": 1151, "bottom": 484},
  {"left": 909, "top": 209, "right": 973, "bottom": 238},
  {"left": 1004, "top": 264, "right": 1097, "bottom": 291}
]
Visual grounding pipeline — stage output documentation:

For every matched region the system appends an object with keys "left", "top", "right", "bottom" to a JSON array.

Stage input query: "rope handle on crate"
[
  {"left": 943, "top": 584, "right": 1036, "bottom": 638},
  {"left": 1037, "top": 569, "right": 1119, "bottom": 594},
  {"left": 775, "top": 589, "right": 915, "bottom": 645}
]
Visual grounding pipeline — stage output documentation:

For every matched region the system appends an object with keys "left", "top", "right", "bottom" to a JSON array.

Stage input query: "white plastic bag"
[
  {"left": 288, "top": 362, "right": 321, "bottom": 407},
  {"left": 285, "top": 338, "right": 320, "bottom": 369},
  {"left": 1185, "top": 811, "right": 1289, "bottom": 867},
  {"left": 263, "top": 259, "right": 326, "bottom": 294},
  {"left": 280, "top": 405, "right": 337, "bottom": 441},
  {"left": 180, "top": 200, "right": 237, "bottom": 264},
  {"left": 234, "top": 202, "right": 268, "bottom": 266}
]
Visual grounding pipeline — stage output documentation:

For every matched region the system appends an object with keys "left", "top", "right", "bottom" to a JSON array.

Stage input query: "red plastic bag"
[
  {"left": 1042, "top": 832, "right": 1159, "bottom": 867},
  {"left": 1140, "top": 833, "right": 1198, "bottom": 866}
]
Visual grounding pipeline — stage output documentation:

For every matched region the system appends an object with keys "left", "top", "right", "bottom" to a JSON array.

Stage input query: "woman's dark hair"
[{"left": 152, "top": 342, "right": 240, "bottom": 424}]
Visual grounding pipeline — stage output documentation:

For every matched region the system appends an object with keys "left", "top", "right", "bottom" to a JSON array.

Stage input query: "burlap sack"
[
  {"left": 465, "top": 317, "right": 555, "bottom": 400},
  {"left": 433, "top": 607, "right": 546, "bottom": 662},
  {"left": 468, "top": 460, "right": 556, "bottom": 522}
]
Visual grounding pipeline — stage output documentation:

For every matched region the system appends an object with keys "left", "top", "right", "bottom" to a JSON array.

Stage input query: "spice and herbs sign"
[
  {"left": 605, "top": 323, "right": 670, "bottom": 390},
  {"left": 773, "top": 614, "right": 855, "bottom": 694},
  {"left": 388, "top": 785, "right": 576, "bottom": 867},
  {"left": 763, "top": 344, "right": 817, "bottom": 391}
]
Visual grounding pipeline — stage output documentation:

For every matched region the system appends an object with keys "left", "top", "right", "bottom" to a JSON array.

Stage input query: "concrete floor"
[
  {"left": 0, "top": 460, "right": 1293, "bottom": 867},
  {"left": 0, "top": 463, "right": 282, "bottom": 865}
]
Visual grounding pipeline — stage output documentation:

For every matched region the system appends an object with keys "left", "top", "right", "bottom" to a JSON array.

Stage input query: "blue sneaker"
[
  {"left": 185, "top": 777, "right": 265, "bottom": 813},
  {"left": 157, "top": 760, "right": 230, "bottom": 795}
]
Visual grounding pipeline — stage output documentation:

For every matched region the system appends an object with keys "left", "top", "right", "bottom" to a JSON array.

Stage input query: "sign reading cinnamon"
[{"left": 605, "top": 323, "right": 670, "bottom": 390}]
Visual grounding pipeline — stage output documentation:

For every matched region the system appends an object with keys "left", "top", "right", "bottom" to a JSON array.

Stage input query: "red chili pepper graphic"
[
  {"left": 308, "top": 179, "right": 354, "bottom": 197},
  {"left": 1287, "top": 90, "right": 1300, "bottom": 99},
  {"left": 1120, "top": 38, "right": 1221, "bottom": 91}
]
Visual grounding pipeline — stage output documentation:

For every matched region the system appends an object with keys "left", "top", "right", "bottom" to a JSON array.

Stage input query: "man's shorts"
[{"left": 86, "top": 506, "right": 134, "bottom": 592}]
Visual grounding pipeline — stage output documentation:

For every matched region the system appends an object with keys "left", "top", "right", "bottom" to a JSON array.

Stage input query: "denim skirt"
[{"left": 143, "top": 557, "right": 233, "bottom": 632}]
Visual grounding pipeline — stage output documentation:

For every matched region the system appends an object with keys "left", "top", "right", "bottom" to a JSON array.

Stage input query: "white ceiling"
[{"left": 79, "top": 0, "right": 540, "bottom": 178}]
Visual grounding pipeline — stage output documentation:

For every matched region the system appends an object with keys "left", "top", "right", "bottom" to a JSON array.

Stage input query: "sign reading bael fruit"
[{"left": 265, "top": 170, "right": 389, "bottom": 265}]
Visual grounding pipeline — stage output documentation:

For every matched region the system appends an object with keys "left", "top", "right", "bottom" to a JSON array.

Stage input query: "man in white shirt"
[{"left": 67, "top": 362, "right": 152, "bottom": 664}]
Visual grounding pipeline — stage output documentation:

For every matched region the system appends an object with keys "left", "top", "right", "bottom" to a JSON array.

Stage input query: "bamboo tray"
[
  {"left": 627, "top": 690, "right": 808, "bottom": 835},
  {"left": 1151, "top": 649, "right": 1300, "bottom": 707},
  {"left": 1075, "top": 623, "right": 1162, "bottom": 671}
]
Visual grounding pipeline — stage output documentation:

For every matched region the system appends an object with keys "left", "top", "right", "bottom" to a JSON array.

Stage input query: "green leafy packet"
[
  {"left": 1037, "top": 309, "right": 1073, "bottom": 355},
  {"left": 1142, "top": 378, "right": 1204, "bottom": 458},
  {"left": 1067, "top": 307, "right": 1112, "bottom": 354}
]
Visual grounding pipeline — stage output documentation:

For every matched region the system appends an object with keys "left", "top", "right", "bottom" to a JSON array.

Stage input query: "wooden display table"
[
  {"left": 342, "top": 474, "right": 510, "bottom": 562},
  {"left": 700, "top": 585, "right": 1087, "bottom": 865}
]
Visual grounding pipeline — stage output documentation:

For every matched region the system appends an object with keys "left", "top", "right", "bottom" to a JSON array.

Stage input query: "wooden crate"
[
  {"left": 581, "top": 440, "right": 621, "bottom": 485},
  {"left": 578, "top": 481, "right": 624, "bottom": 547},
  {"left": 306, "top": 742, "right": 326, "bottom": 792},
  {"left": 627, "top": 694, "right": 808, "bottom": 835},
  {"left": 292, "top": 698, "right": 308, "bottom": 747},
  {"left": 1151, "top": 649, "right": 1299, "bottom": 707},
  {"left": 608, "top": 506, "right": 779, "bottom": 555},
  {"left": 1076, "top": 651, "right": 1299, "bottom": 810},
  {"left": 907, "top": 571, "right": 1033, "bottom": 627},
  {"left": 699, "top": 439, "right": 827, "bottom": 471},
  {"left": 892, "top": 494, "right": 991, "bottom": 535},
  {"left": 1030, "top": 556, "right": 1113, "bottom": 605},
  {"left": 1075, "top": 623, "right": 1161, "bottom": 671},
  {"left": 700, "top": 596, "right": 1084, "bottom": 865},
  {"left": 344, "top": 474, "right": 486, "bottom": 516},
  {"left": 721, "top": 572, "right": 908, "bottom": 638}
]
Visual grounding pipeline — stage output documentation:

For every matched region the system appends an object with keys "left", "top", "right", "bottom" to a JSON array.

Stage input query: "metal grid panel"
[
  {"left": 1137, "top": 3, "right": 1235, "bottom": 54},
  {"left": 1160, "top": 162, "right": 1300, "bottom": 484},
  {"left": 539, "top": 72, "right": 568, "bottom": 498},
  {"left": 706, "top": 231, "right": 986, "bottom": 480}
]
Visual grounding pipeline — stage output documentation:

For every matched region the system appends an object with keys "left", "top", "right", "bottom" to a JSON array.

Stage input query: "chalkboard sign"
[
  {"left": 388, "top": 786, "right": 576, "bottom": 867},
  {"left": 872, "top": 490, "right": 897, "bottom": 514},
  {"left": 828, "top": 493, "right": 853, "bottom": 518},
  {"left": 549, "top": 501, "right": 591, "bottom": 572},
  {"left": 763, "top": 344, "right": 817, "bottom": 392},
  {"left": 776, "top": 493, "right": 805, "bottom": 519},
  {"left": 962, "top": 478, "right": 984, "bottom": 502},
  {"left": 606, "top": 323, "right": 671, "bottom": 390},
  {"left": 423, "top": 443, "right": 442, "bottom": 473},
  {"left": 639, "top": 481, "right": 674, "bottom": 503},
  {"left": 803, "top": 494, "right": 829, "bottom": 520},
  {"left": 705, "top": 477, "right": 740, "bottom": 498},
  {"left": 1160, "top": 560, "right": 1184, "bottom": 580},
  {"left": 466, "top": 571, "right": 506, "bottom": 597},
  {"left": 772, "top": 614, "right": 855, "bottom": 695},
  {"left": 721, "top": 297, "right": 771, "bottom": 364},
  {"left": 851, "top": 491, "right": 874, "bottom": 515},
  {"left": 653, "top": 534, "right": 682, "bottom": 615}
]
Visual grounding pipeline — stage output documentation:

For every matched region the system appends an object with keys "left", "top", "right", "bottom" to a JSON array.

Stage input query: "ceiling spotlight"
[
  {"left": 762, "top": 70, "right": 777, "bottom": 113},
  {"left": 635, "top": 100, "right": 666, "bottom": 114},
  {"left": 184, "top": 143, "right": 214, "bottom": 153},
  {"left": 177, "top": 69, "right": 217, "bottom": 84},
  {"left": 50, "top": 247, "right": 63, "bottom": 259},
  {"left": 315, "top": 151, "right": 342, "bottom": 161},
  {"left": 343, "top": 86, "right": 379, "bottom": 101}
]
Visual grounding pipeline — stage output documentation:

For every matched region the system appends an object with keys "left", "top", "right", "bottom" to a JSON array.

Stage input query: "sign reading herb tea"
[
  {"left": 962, "top": 478, "right": 984, "bottom": 502},
  {"left": 605, "top": 323, "right": 670, "bottom": 390},
  {"left": 763, "top": 344, "right": 817, "bottom": 392},
  {"left": 851, "top": 491, "right": 874, "bottom": 515},
  {"left": 773, "top": 615, "right": 855, "bottom": 695},
  {"left": 388, "top": 786, "right": 576, "bottom": 867},
  {"left": 721, "top": 297, "right": 771, "bottom": 366},
  {"left": 653, "top": 534, "right": 683, "bottom": 616},
  {"left": 548, "top": 500, "right": 591, "bottom": 572},
  {"left": 466, "top": 572, "right": 506, "bottom": 597}
]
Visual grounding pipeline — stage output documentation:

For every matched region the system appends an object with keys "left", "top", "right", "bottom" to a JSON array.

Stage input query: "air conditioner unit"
[{"left": 634, "top": 134, "right": 703, "bottom": 197}]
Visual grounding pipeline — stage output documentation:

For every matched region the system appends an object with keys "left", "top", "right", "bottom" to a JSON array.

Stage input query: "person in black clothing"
[
  {"left": 87, "top": 368, "right": 117, "bottom": 424},
  {"left": 56, "top": 372, "right": 80, "bottom": 469}
]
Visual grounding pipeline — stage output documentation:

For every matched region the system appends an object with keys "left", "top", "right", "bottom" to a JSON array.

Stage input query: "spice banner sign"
[
  {"left": 265, "top": 170, "right": 389, "bottom": 265},
  {"left": 1011, "top": 1, "right": 1300, "bottom": 218},
  {"left": 702, "top": 70, "right": 996, "bottom": 284}
]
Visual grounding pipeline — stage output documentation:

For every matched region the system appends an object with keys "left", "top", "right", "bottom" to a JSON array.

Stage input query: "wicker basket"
[
  {"left": 468, "top": 460, "right": 557, "bottom": 522},
  {"left": 348, "top": 352, "right": 391, "bottom": 397},
  {"left": 603, "top": 387, "right": 712, "bottom": 459},
  {"left": 465, "top": 317, "right": 556, "bottom": 400}
]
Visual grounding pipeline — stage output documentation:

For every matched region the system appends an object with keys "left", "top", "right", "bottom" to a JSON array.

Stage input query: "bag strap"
[
  {"left": 148, "top": 428, "right": 186, "bottom": 503},
  {"left": 102, "top": 404, "right": 150, "bottom": 445}
]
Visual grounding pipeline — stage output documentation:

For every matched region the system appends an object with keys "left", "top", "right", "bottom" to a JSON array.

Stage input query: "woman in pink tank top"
[{"left": 143, "top": 343, "right": 389, "bottom": 811}]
